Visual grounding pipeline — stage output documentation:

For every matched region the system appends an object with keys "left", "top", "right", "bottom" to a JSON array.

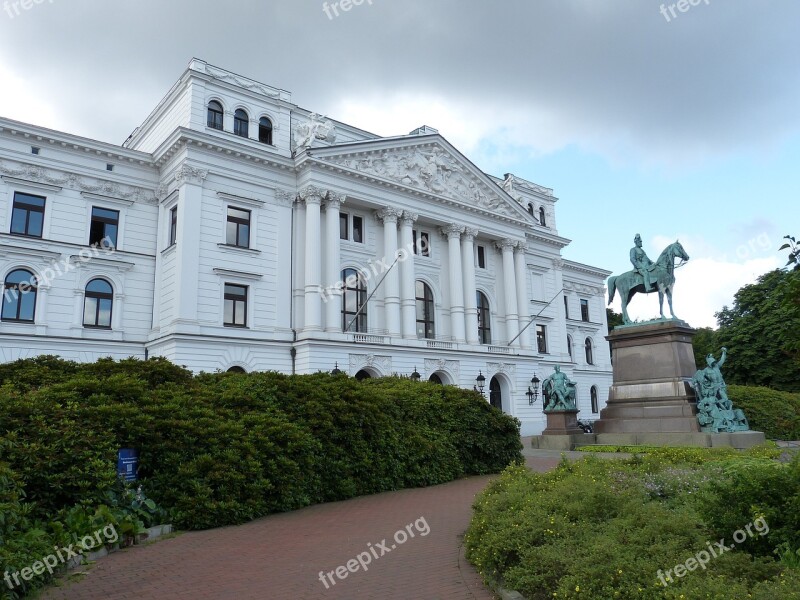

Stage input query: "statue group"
[
  {"left": 692, "top": 348, "right": 750, "bottom": 433},
  {"left": 608, "top": 234, "right": 690, "bottom": 324},
  {"left": 542, "top": 365, "right": 577, "bottom": 412}
]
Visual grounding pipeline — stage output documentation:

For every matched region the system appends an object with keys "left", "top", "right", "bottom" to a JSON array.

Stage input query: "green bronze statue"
[
  {"left": 542, "top": 365, "right": 578, "bottom": 412},
  {"left": 608, "top": 236, "right": 690, "bottom": 324},
  {"left": 691, "top": 348, "right": 750, "bottom": 433},
  {"left": 630, "top": 234, "right": 655, "bottom": 291}
]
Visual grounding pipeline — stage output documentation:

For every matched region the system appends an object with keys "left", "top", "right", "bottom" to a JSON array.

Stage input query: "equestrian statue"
[{"left": 607, "top": 235, "right": 689, "bottom": 324}]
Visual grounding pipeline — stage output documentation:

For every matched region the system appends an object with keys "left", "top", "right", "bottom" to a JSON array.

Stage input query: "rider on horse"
[{"left": 630, "top": 234, "right": 655, "bottom": 291}]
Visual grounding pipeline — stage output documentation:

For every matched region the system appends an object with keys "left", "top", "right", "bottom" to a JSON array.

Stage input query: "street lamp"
[
  {"left": 331, "top": 362, "right": 342, "bottom": 375},
  {"left": 475, "top": 371, "right": 486, "bottom": 396},
  {"left": 410, "top": 366, "right": 421, "bottom": 382},
  {"left": 527, "top": 373, "right": 541, "bottom": 405}
]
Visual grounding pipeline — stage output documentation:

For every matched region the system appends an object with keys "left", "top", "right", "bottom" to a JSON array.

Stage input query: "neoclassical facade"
[{"left": 0, "top": 59, "right": 611, "bottom": 434}]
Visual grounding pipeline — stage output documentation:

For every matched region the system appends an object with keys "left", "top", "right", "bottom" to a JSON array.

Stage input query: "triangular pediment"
[{"left": 309, "top": 135, "right": 529, "bottom": 220}]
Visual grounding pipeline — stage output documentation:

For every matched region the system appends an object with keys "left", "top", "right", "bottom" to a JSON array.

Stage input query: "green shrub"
[
  {"left": 466, "top": 455, "right": 798, "bottom": 599},
  {"left": 728, "top": 384, "right": 800, "bottom": 440},
  {"left": 0, "top": 358, "right": 522, "bottom": 532}
]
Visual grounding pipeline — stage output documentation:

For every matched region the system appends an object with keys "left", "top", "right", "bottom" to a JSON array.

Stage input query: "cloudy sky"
[{"left": 1, "top": 0, "right": 797, "bottom": 327}]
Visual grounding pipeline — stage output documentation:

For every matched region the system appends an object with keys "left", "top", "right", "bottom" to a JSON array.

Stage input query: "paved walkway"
[{"left": 41, "top": 449, "right": 560, "bottom": 600}]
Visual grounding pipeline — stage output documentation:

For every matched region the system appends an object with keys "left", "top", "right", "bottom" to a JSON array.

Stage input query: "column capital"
[
  {"left": 400, "top": 211, "right": 418, "bottom": 225},
  {"left": 514, "top": 241, "right": 529, "bottom": 254},
  {"left": 375, "top": 207, "right": 403, "bottom": 224},
  {"left": 174, "top": 163, "right": 208, "bottom": 185},
  {"left": 440, "top": 223, "right": 465, "bottom": 240},
  {"left": 298, "top": 184, "right": 326, "bottom": 205},
  {"left": 324, "top": 191, "right": 346, "bottom": 210},
  {"left": 495, "top": 238, "right": 519, "bottom": 251},
  {"left": 463, "top": 227, "right": 479, "bottom": 242}
]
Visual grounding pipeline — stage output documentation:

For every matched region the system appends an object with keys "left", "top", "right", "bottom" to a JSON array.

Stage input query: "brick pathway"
[{"left": 42, "top": 453, "right": 559, "bottom": 600}]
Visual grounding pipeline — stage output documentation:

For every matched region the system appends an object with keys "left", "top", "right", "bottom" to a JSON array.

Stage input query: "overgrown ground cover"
[
  {"left": 466, "top": 446, "right": 800, "bottom": 599},
  {"left": 0, "top": 356, "right": 523, "bottom": 599}
]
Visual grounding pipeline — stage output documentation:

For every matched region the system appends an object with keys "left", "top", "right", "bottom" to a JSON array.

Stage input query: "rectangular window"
[
  {"left": 339, "top": 212, "right": 349, "bottom": 240},
  {"left": 89, "top": 206, "right": 119, "bottom": 248},
  {"left": 536, "top": 324, "right": 548, "bottom": 354},
  {"left": 413, "top": 230, "right": 430, "bottom": 257},
  {"left": 10, "top": 192, "right": 46, "bottom": 238},
  {"left": 564, "top": 295, "right": 569, "bottom": 318},
  {"left": 580, "top": 299, "right": 590, "bottom": 322},
  {"left": 226, "top": 206, "right": 251, "bottom": 248},
  {"left": 223, "top": 284, "right": 248, "bottom": 327},
  {"left": 169, "top": 206, "right": 178, "bottom": 246},
  {"left": 352, "top": 216, "right": 363, "bottom": 244},
  {"left": 477, "top": 245, "right": 486, "bottom": 268}
]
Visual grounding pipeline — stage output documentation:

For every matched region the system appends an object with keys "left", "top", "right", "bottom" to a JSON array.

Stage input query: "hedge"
[
  {"left": 728, "top": 384, "right": 800, "bottom": 440},
  {"left": 0, "top": 357, "right": 522, "bottom": 530}
]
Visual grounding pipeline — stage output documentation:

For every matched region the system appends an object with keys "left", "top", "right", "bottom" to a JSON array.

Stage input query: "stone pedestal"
[
  {"left": 542, "top": 409, "right": 585, "bottom": 436},
  {"left": 594, "top": 320, "right": 700, "bottom": 434}
]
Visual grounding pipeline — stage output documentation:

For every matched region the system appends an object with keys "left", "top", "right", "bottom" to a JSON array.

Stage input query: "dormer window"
[
  {"left": 259, "top": 117, "right": 273, "bottom": 144},
  {"left": 234, "top": 109, "right": 249, "bottom": 137},
  {"left": 207, "top": 101, "right": 224, "bottom": 130}
]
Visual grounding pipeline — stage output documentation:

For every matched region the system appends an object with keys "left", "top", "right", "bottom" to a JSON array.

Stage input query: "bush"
[
  {"left": 0, "top": 358, "right": 522, "bottom": 531},
  {"left": 465, "top": 454, "right": 799, "bottom": 599},
  {"left": 728, "top": 384, "right": 800, "bottom": 440}
]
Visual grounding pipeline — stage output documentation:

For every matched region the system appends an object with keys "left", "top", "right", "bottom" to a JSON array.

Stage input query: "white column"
[
  {"left": 293, "top": 199, "right": 306, "bottom": 329},
  {"left": 324, "top": 192, "right": 345, "bottom": 332},
  {"left": 462, "top": 227, "right": 479, "bottom": 345},
  {"left": 301, "top": 185, "right": 324, "bottom": 332},
  {"left": 442, "top": 224, "right": 466, "bottom": 343},
  {"left": 399, "top": 211, "right": 418, "bottom": 339},
  {"left": 497, "top": 239, "right": 519, "bottom": 347},
  {"left": 174, "top": 165, "right": 207, "bottom": 328},
  {"left": 376, "top": 207, "right": 403, "bottom": 337},
  {"left": 514, "top": 243, "right": 531, "bottom": 349}
]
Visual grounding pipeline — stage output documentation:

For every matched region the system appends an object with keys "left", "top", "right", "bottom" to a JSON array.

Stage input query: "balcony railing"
[{"left": 488, "top": 345, "right": 512, "bottom": 354}]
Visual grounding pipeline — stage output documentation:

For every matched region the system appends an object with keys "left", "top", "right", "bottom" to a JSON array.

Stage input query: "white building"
[{"left": 0, "top": 59, "right": 611, "bottom": 434}]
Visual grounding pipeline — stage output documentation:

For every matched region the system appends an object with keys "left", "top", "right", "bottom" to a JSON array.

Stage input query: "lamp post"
[
  {"left": 411, "top": 366, "right": 421, "bottom": 382},
  {"left": 331, "top": 362, "right": 342, "bottom": 375},
  {"left": 527, "top": 373, "right": 541, "bottom": 405},
  {"left": 474, "top": 371, "right": 486, "bottom": 397}
]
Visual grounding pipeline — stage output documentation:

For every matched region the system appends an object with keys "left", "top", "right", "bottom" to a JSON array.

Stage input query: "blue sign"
[{"left": 117, "top": 448, "right": 139, "bottom": 482}]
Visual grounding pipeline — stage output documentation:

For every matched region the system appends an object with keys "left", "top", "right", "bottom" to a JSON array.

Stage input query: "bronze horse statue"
[{"left": 607, "top": 240, "right": 689, "bottom": 324}]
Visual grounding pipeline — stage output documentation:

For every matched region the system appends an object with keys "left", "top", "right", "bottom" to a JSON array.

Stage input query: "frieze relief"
[
  {"left": 320, "top": 147, "right": 517, "bottom": 217},
  {"left": 0, "top": 160, "right": 158, "bottom": 204},
  {"left": 349, "top": 354, "right": 391, "bottom": 376}
]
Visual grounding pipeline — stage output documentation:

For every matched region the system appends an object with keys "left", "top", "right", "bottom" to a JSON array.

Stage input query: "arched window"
[
  {"left": 227, "top": 366, "right": 246, "bottom": 373},
  {"left": 83, "top": 278, "right": 113, "bottom": 328},
  {"left": 585, "top": 337, "right": 594, "bottom": 365},
  {"left": 259, "top": 117, "right": 273, "bottom": 144},
  {"left": 527, "top": 203, "right": 534, "bottom": 216},
  {"left": 416, "top": 280, "right": 435, "bottom": 339},
  {"left": 429, "top": 373, "right": 443, "bottom": 384},
  {"left": 539, "top": 206, "right": 547, "bottom": 227},
  {"left": 234, "top": 109, "right": 249, "bottom": 137},
  {"left": 355, "top": 369, "right": 372, "bottom": 381},
  {"left": 2, "top": 269, "right": 36, "bottom": 322},
  {"left": 342, "top": 268, "right": 367, "bottom": 332},
  {"left": 591, "top": 385, "right": 599, "bottom": 413},
  {"left": 207, "top": 100, "right": 224, "bottom": 130},
  {"left": 567, "top": 334, "right": 573, "bottom": 361},
  {"left": 476, "top": 291, "right": 491, "bottom": 344}
]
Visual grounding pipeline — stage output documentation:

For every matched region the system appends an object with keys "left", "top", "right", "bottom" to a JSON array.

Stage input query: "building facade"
[{"left": 0, "top": 59, "right": 611, "bottom": 434}]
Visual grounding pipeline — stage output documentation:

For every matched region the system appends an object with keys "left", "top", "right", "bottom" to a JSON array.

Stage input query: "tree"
[
  {"left": 714, "top": 268, "right": 800, "bottom": 392},
  {"left": 691, "top": 327, "right": 718, "bottom": 369},
  {"left": 779, "top": 234, "right": 799, "bottom": 270},
  {"left": 606, "top": 308, "right": 624, "bottom": 331}
]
